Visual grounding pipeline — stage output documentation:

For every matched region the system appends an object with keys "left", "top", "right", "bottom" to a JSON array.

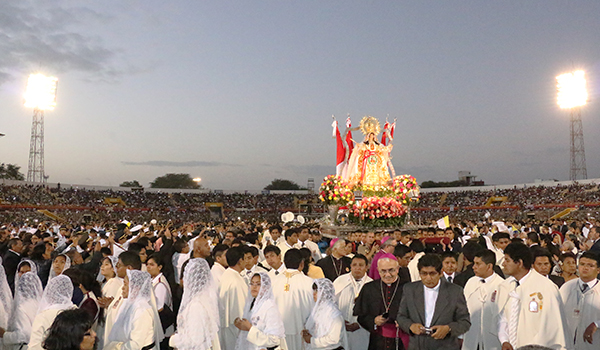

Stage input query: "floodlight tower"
[
  {"left": 23, "top": 74, "right": 58, "bottom": 183},
  {"left": 557, "top": 70, "right": 588, "bottom": 181}
]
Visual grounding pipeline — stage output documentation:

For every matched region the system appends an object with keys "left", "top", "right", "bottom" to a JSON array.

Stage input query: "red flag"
[
  {"left": 390, "top": 120, "right": 396, "bottom": 141},
  {"left": 345, "top": 117, "right": 353, "bottom": 160},
  {"left": 332, "top": 120, "right": 346, "bottom": 176},
  {"left": 381, "top": 121, "right": 390, "bottom": 145}
]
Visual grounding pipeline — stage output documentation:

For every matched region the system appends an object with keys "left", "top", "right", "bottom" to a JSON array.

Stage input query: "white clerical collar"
[
  {"left": 9, "top": 250, "right": 20, "bottom": 257},
  {"left": 425, "top": 280, "right": 441, "bottom": 292},
  {"left": 512, "top": 270, "right": 532, "bottom": 286},
  {"left": 479, "top": 273, "right": 495, "bottom": 284}
]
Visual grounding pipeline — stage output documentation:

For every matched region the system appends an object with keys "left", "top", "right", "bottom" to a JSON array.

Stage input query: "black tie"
[
  {"left": 480, "top": 279, "right": 486, "bottom": 283},
  {"left": 582, "top": 284, "right": 589, "bottom": 293},
  {"left": 515, "top": 280, "right": 520, "bottom": 287},
  {"left": 250, "top": 298, "right": 256, "bottom": 310},
  {"left": 448, "top": 276, "right": 453, "bottom": 283},
  {"left": 275, "top": 270, "right": 279, "bottom": 275}
]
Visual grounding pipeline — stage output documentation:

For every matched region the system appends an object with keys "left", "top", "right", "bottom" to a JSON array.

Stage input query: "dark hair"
[
  {"left": 226, "top": 246, "right": 245, "bottom": 267},
  {"left": 62, "top": 268, "right": 81, "bottom": 287},
  {"left": 119, "top": 251, "right": 142, "bottom": 270},
  {"left": 127, "top": 242, "right": 145, "bottom": 255},
  {"left": 463, "top": 241, "right": 484, "bottom": 263},
  {"left": 393, "top": 244, "right": 413, "bottom": 259},
  {"left": 504, "top": 242, "right": 533, "bottom": 269},
  {"left": 312, "top": 282, "right": 318, "bottom": 291},
  {"left": 269, "top": 225, "right": 282, "bottom": 233},
  {"left": 245, "top": 233, "right": 259, "bottom": 245},
  {"left": 100, "top": 247, "right": 112, "bottom": 256},
  {"left": 173, "top": 238, "right": 188, "bottom": 253},
  {"left": 560, "top": 252, "right": 576, "bottom": 263},
  {"left": 7, "top": 238, "right": 21, "bottom": 249},
  {"left": 284, "top": 249, "right": 303, "bottom": 270},
  {"left": 264, "top": 245, "right": 281, "bottom": 256},
  {"left": 417, "top": 254, "right": 442, "bottom": 273},
  {"left": 492, "top": 232, "right": 510, "bottom": 242},
  {"left": 137, "top": 237, "right": 150, "bottom": 248},
  {"left": 440, "top": 251, "right": 458, "bottom": 262},
  {"left": 247, "top": 246, "right": 259, "bottom": 258},
  {"left": 285, "top": 228, "right": 298, "bottom": 239},
  {"left": 212, "top": 244, "right": 229, "bottom": 259},
  {"left": 401, "top": 231, "right": 411, "bottom": 237},
  {"left": 580, "top": 251, "right": 600, "bottom": 267},
  {"left": 299, "top": 248, "right": 311, "bottom": 274},
  {"left": 30, "top": 243, "right": 46, "bottom": 260},
  {"left": 527, "top": 232, "right": 540, "bottom": 244},
  {"left": 352, "top": 254, "right": 369, "bottom": 265},
  {"left": 43, "top": 308, "right": 93, "bottom": 350},
  {"left": 180, "top": 259, "right": 190, "bottom": 281},
  {"left": 146, "top": 254, "right": 163, "bottom": 267},
  {"left": 474, "top": 249, "right": 496, "bottom": 266},
  {"left": 409, "top": 239, "right": 425, "bottom": 253}
]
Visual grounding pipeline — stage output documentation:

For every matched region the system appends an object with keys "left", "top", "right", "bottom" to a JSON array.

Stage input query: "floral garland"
[
  {"left": 349, "top": 196, "right": 407, "bottom": 228},
  {"left": 392, "top": 174, "right": 420, "bottom": 205},
  {"left": 319, "top": 175, "right": 354, "bottom": 205}
]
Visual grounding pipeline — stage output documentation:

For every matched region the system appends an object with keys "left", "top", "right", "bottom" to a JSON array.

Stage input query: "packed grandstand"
[{"left": 2, "top": 179, "right": 600, "bottom": 225}]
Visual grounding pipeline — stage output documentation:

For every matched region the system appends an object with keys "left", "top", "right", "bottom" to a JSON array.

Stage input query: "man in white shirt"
[
  {"left": 211, "top": 244, "right": 228, "bottom": 284},
  {"left": 397, "top": 253, "right": 471, "bottom": 350},
  {"left": 497, "top": 242, "right": 570, "bottom": 350},
  {"left": 263, "top": 225, "right": 284, "bottom": 247},
  {"left": 333, "top": 254, "right": 372, "bottom": 350},
  {"left": 264, "top": 245, "right": 286, "bottom": 278},
  {"left": 441, "top": 251, "right": 458, "bottom": 284},
  {"left": 560, "top": 251, "right": 600, "bottom": 349},
  {"left": 277, "top": 228, "right": 299, "bottom": 258},
  {"left": 218, "top": 246, "right": 248, "bottom": 350},
  {"left": 294, "top": 226, "right": 321, "bottom": 263},
  {"left": 272, "top": 249, "right": 314, "bottom": 350},
  {"left": 462, "top": 249, "right": 504, "bottom": 350},
  {"left": 492, "top": 232, "right": 511, "bottom": 271}
]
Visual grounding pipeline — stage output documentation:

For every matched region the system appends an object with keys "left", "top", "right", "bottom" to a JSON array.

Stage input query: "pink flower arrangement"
[
  {"left": 392, "top": 175, "right": 420, "bottom": 204},
  {"left": 350, "top": 196, "right": 407, "bottom": 227}
]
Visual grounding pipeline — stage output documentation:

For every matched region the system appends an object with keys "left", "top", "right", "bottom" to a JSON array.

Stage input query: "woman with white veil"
[
  {"left": 27, "top": 275, "right": 75, "bottom": 350},
  {"left": 105, "top": 270, "right": 163, "bottom": 350},
  {"left": 234, "top": 272, "right": 286, "bottom": 350},
  {"left": 0, "top": 260, "right": 13, "bottom": 342},
  {"left": 169, "top": 258, "right": 221, "bottom": 350},
  {"left": 100, "top": 256, "right": 122, "bottom": 300},
  {"left": 47, "top": 254, "right": 71, "bottom": 281},
  {"left": 0, "top": 271, "right": 43, "bottom": 350},
  {"left": 301, "top": 279, "right": 348, "bottom": 350},
  {"left": 14, "top": 260, "right": 38, "bottom": 291}
]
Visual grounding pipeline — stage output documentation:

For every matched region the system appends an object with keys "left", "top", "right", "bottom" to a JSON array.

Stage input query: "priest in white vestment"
[
  {"left": 28, "top": 275, "right": 76, "bottom": 350},
  {"left": 497, "top": 243, "right": 570, "bottom": 350},
  {"left": 272, "top": 249, "right": 314, "bottom": 350},
  {"left": 218, "top": 246, "right": 248, "bottom": 350},
  {"left": 170, "top": 258, "right": 221, "bottom": 350},
  {"left": 560, "top": 252, "right": 600, "bottom": 350},
  {"left": 211, "top": 244, "right": 229, "bottom": 284},
  {"left": 235, "top": 272, "right": 287, "bottom": 350},
  {"left": 333, "top": 255, "right": 372, "bottom": 350},
  {"left": 461, "top": 250, "right": 504, "bottom": 350}
]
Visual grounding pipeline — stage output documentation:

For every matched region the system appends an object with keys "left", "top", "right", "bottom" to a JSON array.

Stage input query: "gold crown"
[{"left": 359, "top": 116, "right": 381, "bottom": 135}]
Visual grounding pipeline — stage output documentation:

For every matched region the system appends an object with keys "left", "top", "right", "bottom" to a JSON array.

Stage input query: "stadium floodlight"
[
  {"left": 556, "top": 70, "right": 587, "bottom": 109},
  {"left": 23, "top": 73, "right": 58, "bottom": 111},
  {"left": 193, "top": 177, "right": 202, "bottom": 183}
]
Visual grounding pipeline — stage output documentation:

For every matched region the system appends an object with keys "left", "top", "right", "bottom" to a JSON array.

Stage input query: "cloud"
[
  {"left": 0, "top": 2, "right": 133, "bottom": 85},
  {"left": 122, "top": 160, "right": 239, "bottom": 167}
]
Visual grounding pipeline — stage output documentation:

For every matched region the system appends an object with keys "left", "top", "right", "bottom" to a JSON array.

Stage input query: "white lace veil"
[
  {"left": 304, "top": 278, "right": 342, "bottom": 339},
  {"left": 0, "top": 262, "right": 13, "bottom": 329},
  {"left": 235, "top": 272, "right": 285, "bottom": 350},
  {"left": 37, "top": 275, "right": 74, "bottom": 313},
  {"left": 48, "top": 254, "right": 72, "bottom": 280},
  {"left": 7, "top": 271, "right": 43, "bottom": 342},
  {"left": 108, "top": 270, "right": 164, "bottom": 347},
  {"left": 174, "top": 258, "right": 219, "bottom": 350},
  {"left": 14, "top": 259, "right": 39, "bottom": 288}
]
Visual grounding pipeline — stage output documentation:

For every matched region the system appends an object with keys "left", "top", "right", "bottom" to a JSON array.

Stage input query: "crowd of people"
[
  {"left": 0, "top": 212, "right": 599, "bottom": 350},
  {"left": 2, "top": 182, "right": 600, "bottom": 225}
]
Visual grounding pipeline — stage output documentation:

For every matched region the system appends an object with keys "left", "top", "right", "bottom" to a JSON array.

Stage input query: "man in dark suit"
[
  {"left": 588, "top": 226, "right": 600, "bottom": 255},
  {"left": 397, "top": 254, "right": 471, "bottom": 350},
  {"left": 531, "top": 246, "right": 565, "bottom": 287},
  {"left": 2, "top": 238, "right": 23, "bottom": 294}
]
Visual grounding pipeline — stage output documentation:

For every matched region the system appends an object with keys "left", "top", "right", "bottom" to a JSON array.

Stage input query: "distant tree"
[
  {"left": 421, "top": 180, "right": 468, "bottom": 188},
  {"left": 264, "top": 179, "right": 304, "bottom": 191},
  {"left": 150, "top": 173, "right": 201, "bottom": 189},
  {"left": 120, "top": 180, "right": 142, "bottom": 188},
  {"left": 0, "top": 163, "right": 25, "bottom": 180}
]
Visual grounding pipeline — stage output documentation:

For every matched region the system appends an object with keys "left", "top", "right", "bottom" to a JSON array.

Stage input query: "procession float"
[{"left": 320, "top": 115, "right": 420, "bottom": 229}]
